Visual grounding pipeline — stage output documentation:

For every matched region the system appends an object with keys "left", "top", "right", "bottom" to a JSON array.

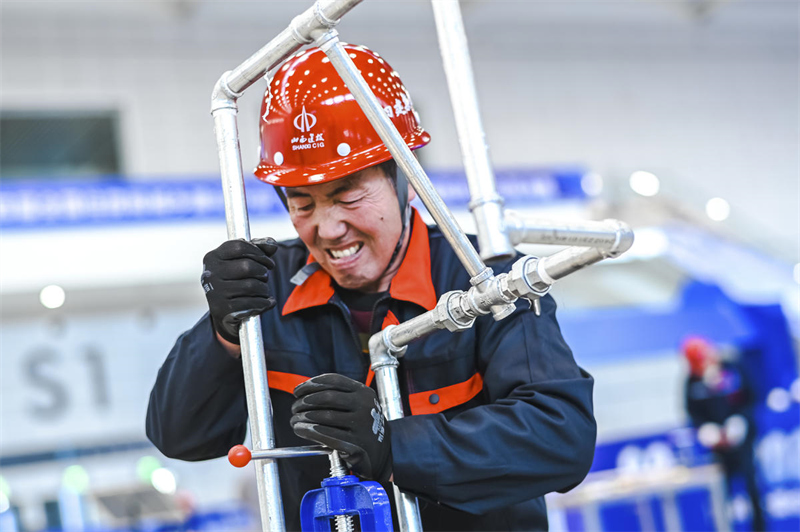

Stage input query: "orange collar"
[{"left": 282, "top": 209, "right": 437, "bottom": 315}]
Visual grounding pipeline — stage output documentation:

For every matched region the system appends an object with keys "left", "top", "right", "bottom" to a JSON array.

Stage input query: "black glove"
[
  {"left": 291, "top": 374, "right": 392, "bottom": 482},
  {"left": 201, "top": 237, "right": 278, "bottom": 344}
]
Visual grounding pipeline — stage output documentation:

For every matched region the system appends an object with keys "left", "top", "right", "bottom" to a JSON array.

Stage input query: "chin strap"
[
  {"left": 274, "top": 186, "right": 289, "bottom": 211},
  {"left": 395, "top": 170, "right": 409, "bottom": 223},
  {"left": 382, "top": 171, "right": 412, "bottom": 277}
]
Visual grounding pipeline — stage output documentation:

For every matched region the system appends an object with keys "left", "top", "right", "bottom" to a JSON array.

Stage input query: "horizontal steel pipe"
[
  {"left": 532, "top": 247, "right": 610, "bottom": 288},
  {"left": 381, "top": 312, "right": 440, "bottom": 350},
  {"left": 250, "top": 446, "right": 331, "bottom": 461},
  {"left": 375, "top": 282, "right": 504, "bottom": 355},
  {"left": 374, "top": 244, "right": 631, "bottom": 356},
  {"left": 224, "top": 0, "right": 363, "bottom": 95},
  {"left": 506, "top": 211, "right": 634, "bottom": 256}
]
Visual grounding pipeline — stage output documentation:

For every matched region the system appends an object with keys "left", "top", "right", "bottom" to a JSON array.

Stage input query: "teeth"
[{"left": 330, "top": 244, "right": 360, "bottom": 259}]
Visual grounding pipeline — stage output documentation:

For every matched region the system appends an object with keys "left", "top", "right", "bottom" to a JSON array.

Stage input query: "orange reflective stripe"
[
  {"left": 267, "top": 371, "right": 310, "bottom": 394},
  {"left": 409, "top": 373, "right": 484, "bottom": 415},
  {"left": 366, "top": 369, "right": 375, "bottom": 388}
]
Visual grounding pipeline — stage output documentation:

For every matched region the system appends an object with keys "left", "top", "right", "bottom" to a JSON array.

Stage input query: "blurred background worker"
[
  {"left": 146, "top": 44, "right": 596, "bottom": 531},
  {"left": 683, "top": 337, "right": 766, "bottom": 531}
]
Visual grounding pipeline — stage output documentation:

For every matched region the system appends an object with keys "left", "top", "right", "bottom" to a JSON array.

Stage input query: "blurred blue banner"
[{"left": 0, "top": 168, "right": 587, "bottom": 230}]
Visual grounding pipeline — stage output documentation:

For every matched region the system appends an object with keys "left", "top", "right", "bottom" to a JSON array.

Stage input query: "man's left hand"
[{"left": 291, "top": 374, "right": 392, "bottom": 483}]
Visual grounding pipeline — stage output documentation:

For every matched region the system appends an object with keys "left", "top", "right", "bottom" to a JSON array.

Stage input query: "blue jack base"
[{"left": 300, "top": 474, "right": 394, "bottom": 531}]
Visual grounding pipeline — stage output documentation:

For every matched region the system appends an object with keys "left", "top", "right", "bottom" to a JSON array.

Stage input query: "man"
[
  {"left": 147, "top": 44, "right": 596, "bottom": 531},
  {"left": 683, "top": 337, "right": 765, "bottom": 532}
]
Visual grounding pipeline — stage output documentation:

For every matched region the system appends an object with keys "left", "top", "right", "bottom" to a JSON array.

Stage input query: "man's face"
[{"left": 286, "top": 165, "right": 404, "bottom": 293}]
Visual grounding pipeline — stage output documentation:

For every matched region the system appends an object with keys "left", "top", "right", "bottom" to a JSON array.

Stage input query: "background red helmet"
[
  {"left": 254, "top": 44, "right": 430, "bottom": 187},
  {"left": 682, "top": 336, "right": 716, "bottom": 376}
]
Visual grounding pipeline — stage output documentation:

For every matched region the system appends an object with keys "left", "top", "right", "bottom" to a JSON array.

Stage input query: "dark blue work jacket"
[{"left": 146, "top": 210, "right": 596, "bottom": 531}]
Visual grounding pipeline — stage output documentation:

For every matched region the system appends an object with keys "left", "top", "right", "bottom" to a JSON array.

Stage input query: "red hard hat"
[
  {"left": 682, "top": 336, "right": 714, "bottom": 375},
  {"left": 254, "top": 44, "right": 430, "bottom": 187}
]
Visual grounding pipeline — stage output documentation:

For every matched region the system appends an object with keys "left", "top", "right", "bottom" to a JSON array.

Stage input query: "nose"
[{"left": 315, "top": 205, "right": 348, "bottom": 242}]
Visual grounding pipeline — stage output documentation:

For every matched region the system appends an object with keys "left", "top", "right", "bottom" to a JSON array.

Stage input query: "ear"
[{"left": 407, "top": 181, "right": 416, "bottom": 202}]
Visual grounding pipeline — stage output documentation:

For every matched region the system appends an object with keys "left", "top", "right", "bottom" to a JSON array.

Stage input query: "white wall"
[{"left": 1, "top": 0, "right": 797, "bottom": 256}]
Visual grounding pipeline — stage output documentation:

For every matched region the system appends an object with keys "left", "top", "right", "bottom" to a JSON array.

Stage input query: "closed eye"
[{"left": 338, "top": 196, "right": 363, "bottom": 206}]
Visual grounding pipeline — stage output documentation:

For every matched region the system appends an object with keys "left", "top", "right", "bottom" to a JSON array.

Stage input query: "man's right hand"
[{"left": 201, "top": 238, "right": 279, "bottom": 346}]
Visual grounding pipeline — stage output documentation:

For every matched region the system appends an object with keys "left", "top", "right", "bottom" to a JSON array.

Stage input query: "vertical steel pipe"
[
  {"left": 318, "top": 33, "right": 488, "bottom": 280},
  {"left": 209, "top": 4, "right": 369, "bottom": 530},
  {"left": 369, "top": 332, "right": 424, "bottom": 532},
  {"left": 392, "top": 485, "right": 424, "bottom": 532},
  {"left": 376, "top": 361, "right": 423, "bottom": 532},
  {"left": 431, "top": 0, "right": 514, "bottom": 264},
  {"left": 212, "top": 96, "right": 285, "bottom": 531}
]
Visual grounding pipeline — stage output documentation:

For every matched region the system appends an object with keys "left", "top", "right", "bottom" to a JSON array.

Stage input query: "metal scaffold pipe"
[
  {"left": 225, "top": 0, "right": 364, "bottom": 95},
  {"left": 317, "top": 32, "right": 488, "bottom": 281},
  {"left": 211, "top": 94, "right": 286, "bottom": 531},
  {"left": 505, "top": 211, "right": 635, "bottom": 254},
  {"left": 210, "top": 3, "right": 367, "bottom": 530},
  {"left": 537, "top": 246, "right": 613, "bottom": 283},
  {"left": 368, "top": 334, "right": 424, "bottom": 532},
  {"left": 371, "top": 234, "right": 634, "bottom": 365},
  {"left": 431, "top": 0, "right": 515, "bottom": 264}
]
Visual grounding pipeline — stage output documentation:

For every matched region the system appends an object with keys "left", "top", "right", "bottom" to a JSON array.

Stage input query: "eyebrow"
[
  {"left": 285, "top": 180, "right": 357, "bottom": 200},
  {"left": 328, "top": 182, "right": 356, "bottom": 197},
  {"left": 285, "top": 188, "right": 310, "bottom": 199}
]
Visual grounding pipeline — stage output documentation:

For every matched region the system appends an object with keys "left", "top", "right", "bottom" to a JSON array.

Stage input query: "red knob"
[{"left": 228, "top": 445, "right": 252, "bottom": 468}]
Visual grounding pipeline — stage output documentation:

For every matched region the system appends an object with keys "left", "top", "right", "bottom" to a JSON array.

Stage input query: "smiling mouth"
[{"left": 326, "top": 243, "right": 364, "bottom": 260}]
